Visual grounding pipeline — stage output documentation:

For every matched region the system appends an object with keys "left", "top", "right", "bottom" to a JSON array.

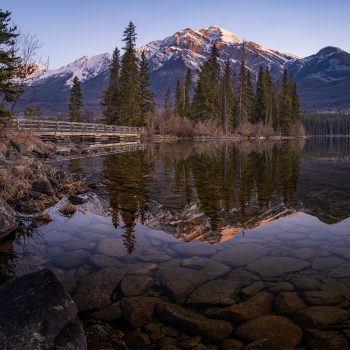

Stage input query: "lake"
[{"left": 1, "top": 137, "right": 350, "bottom": 348}]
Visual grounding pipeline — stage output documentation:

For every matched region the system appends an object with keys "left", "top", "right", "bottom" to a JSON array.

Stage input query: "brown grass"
[
  {"left": 59, "top": 202, "right": 76, "bottom": 216},
  {"left": 236, "top": 122, "right": 276, "bottom": 137}
]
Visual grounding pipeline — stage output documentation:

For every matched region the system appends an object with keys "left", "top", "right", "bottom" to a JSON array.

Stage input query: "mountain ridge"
[{"left": 18, "top": 26, "right": 350, "bottom": 115}]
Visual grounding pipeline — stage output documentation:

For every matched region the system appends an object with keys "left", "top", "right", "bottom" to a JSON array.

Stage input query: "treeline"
[
  {"left": 302, "top": 113, "right": 350, "bottom": 135},
  {"left": 168, "top": 44, "right": 302, "bottom": 136}
]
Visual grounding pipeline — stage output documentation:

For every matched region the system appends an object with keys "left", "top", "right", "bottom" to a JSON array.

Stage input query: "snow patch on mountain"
[{"left": 41, "top": 53, "right": 111, "bottom": 87}]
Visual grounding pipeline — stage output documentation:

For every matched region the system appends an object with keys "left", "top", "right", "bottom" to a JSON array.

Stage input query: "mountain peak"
[
  {"left": 199, "top": 25, "right": 240, "bottom": 44},
  {"left": 316, "top": 46, "right": 344, "bottom": 56}
]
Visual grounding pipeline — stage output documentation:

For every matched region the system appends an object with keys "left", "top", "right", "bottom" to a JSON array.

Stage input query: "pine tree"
[
  {"left": 291, "top": 81, "right": 300, "bottom": 124},
  {"left": 118, "top": 21, "right": 141, "bottom": 126},
  {"left": 184, "top": 68, "right": 192, "bottom": 118},
  {"left": 237, "top": 42, "right": 248, "bottom": 124},
  {"left": 0, "top": 10, "right": 20, "bottom": 124},
  {"left": 175, "top": 80, "right": 184, "bottom": 116},
  {"left": 139, "top": 51, "right": 155, "bottom": 125},
  {"left": 246, "top": 71, "right": 254, "bottom": 120},
  {"left": 68, "top": 76, "right": 83, "bottom": 122},
  {"left": 221, "top": 61, "right": 234, "bottom": 133},
  {"left": 253, "top": 66, "right": 265, "bottom": 124},
  {"left": 102, "top": 47, "right": 121, "bottom": 124},
  {"left": 191, "top": 44, "right": 221, "bottom": 122},
  {"left": 263, "top": 68, "right": 274, "bottom": 127},
  {"left": 163, "top": 87, "right": 172, "bottom": 119},
  {"left": 279, "top": 70, "right": 293, "bottom": 133}
]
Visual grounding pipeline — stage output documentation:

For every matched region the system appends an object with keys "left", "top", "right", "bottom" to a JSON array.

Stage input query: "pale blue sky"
[{"left": 3, "top": 0, "right": 349, "bottom": 68}]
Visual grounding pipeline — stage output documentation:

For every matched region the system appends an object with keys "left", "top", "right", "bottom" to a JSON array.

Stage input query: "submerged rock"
[
  {"left": 305, "top": 329, "right": 349, "bottom": 350},
  {"left": 294, "top": 306, "right": 349, "bottom": 329},
  {"left": 73, "top": 267, "right": 124, "bottom": 311},
  {"left": 274, "top": 292, "right": 306, "bottom": 317},
  {"left": 155, "top": 302, "right": 233, "bottom": 343},
  {"left": 0, "top": 198, "right": 17, "bottom": 240},
  {"left": 246, "top": 256, "right": 309, "bottom": 277},
  {"left": 0, "top": 269, "right": 86, "bottom": 349},
  {"left": 205, "top": 291, "right": 273, "bottom": 321},
  {"left": 234, "top": 315, "right": 303, "bottom": 347}
]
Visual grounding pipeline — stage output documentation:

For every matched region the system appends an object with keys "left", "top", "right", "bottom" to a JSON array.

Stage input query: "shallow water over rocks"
[{"left": 1, "top": 138, "right": 350, "bottom": 349}]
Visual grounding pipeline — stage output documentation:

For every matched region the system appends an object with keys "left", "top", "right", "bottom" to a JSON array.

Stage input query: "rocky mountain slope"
[{"left": 17, "top": 26, "right": 350, "bottom": 116}]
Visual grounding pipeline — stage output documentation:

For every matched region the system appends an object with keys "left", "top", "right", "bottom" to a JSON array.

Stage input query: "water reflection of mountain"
[{"left": 62, "top": 139, "right": 350, "bottom": 244}]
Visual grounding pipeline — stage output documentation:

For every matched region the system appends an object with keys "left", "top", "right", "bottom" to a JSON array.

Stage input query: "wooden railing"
[{"left": 14, "top": 119, "right": 144, "bottom": 135}]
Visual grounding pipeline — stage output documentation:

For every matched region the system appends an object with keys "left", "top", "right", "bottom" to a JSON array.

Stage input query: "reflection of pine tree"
[{"left": 122, "top": 224, "right": 136, "bottom": 254}]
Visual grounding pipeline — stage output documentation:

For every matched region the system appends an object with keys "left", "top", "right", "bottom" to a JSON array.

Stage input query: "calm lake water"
[{"left": 1, "top": 138, "right": 350, "bottom": 348}]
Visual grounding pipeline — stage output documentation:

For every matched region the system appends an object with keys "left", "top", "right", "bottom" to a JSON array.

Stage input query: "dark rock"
[
  {"left": 88, "top": 182, "right": 101, "bottom": 190},
  {"left": 68, "top": 194, "right": 88, "bottom": 205},
  {"left": 186, "top": 279, "right": 240, "bottom": 306},
  {"left": 291, "top": 276, "right": 321, "bottom": 291},
  {"left": 274, "top": 292, "right": 307, "bottom": 317},
  {"left": 83, "top": 319, "right": 126, "bottom": 350},
  {"left": 10, "top": 140, "right": 28, "bottom": 155},
  {"left": 120, "top": 296, "right": 160, "bottom": 328},
  {"left": 312, "top": 257, "right": 346, "bottom": 271},
  {"left": 0, "top": 270, "right": 86, "bottom": 349},
  {"left": 205, "top": 292, "right": 273, "bottom": 322},
  {"left": 243, "top": 339, "right": 294, "bottom": 350},
  {"left": 303, "top": 289, "right": 343, "bottom": 306},
  {"left": 15, "top": 200, "right": 42, "bottom": 214},
  {"left": 73, "top": 267, "right": 124, "bottom": 311},
  {"left": 155, "top": 302, "right": 233, "bottom": 343},
  {"left": 90, "top": 302, "right": 122, "bottom": 322},
  {"left": 0, "top": 198, "right": 17, "bottom": 240},
  {"left": 178, "top": 336, "right": 202, "bottom": 349},
  {"left": 241, "top": 281, "right": 265, "bottom": 297},
  {"left": 305, "top": 329, "right": 349, "bottom": 350},
  {"left": 294, "top": 306, "right": 349, "bottom": 329},
  {"left": 234, "top": 315, "right": 303, "bottom": 347},
  {"left": 28, "top": 190, "right": 47, "bottom": 199},
  {"left": 220, "top": 339, "right": 243, "bottom": 350},
  {"left": 32, "top": 179, "right": 55, "bottom": 196},
  {"left": 119, "top": 275, "right": 154, "bottom": 297}
]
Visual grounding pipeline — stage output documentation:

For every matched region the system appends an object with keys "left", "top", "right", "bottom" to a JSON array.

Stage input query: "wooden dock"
[{"left": 14, "top": 119, "right": 144, "bottom": 141}]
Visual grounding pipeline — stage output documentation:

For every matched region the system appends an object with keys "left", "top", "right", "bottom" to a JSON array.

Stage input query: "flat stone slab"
[
  {"left": 96, "top": 238, "right": 126, "bottom": 257},
  {"left": 171, "top": 243, "right": 216, "bottom": 257},
  {"left": 294, "top": 306, "right": 349, "bottom": 329},
  {"left": 73, "top": 267, "right": 124, "bottom": 311},
  {"left": 155, "top": 302, "right": 233, "bottom": 343},
  {"left": 305, "top": 329, "right": 349, "bottom": 350},
  {"left": 234, "top": 315, "right": 303, "bottom": 347},
  {"left": 186, "top": 279, "right": 240, "bottom": 306},
  {"left": 157, "top": 266, "right": 215, "bottom": 304},
  {"left": 0, "top": 270, "right": 86, "bottom": 349},
  {"left": 213, "top": 244, "right": 270, "bottom": 266},
  {"left": 246, "top": 256, "right": 309, "bottom": 277},
  {"left": 181, "top": 257, "right": 229, "bottom": 279},
  {"left": 206, "top": 291, "right": 273, "bottom": 322},
  {"left": 291, "top": 276, "right": 321, "bottom": 291},
  {"left": 312, "top": 257, "right": 346, "bottom": 271},
  {"left": 330, "top": 263, "right": 350, "bottom": 278}
]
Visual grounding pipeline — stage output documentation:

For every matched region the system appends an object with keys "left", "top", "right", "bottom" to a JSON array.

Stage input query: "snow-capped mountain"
[
  {"left": 17, "top": 26, "right": 350, "bottom": 115},
  {"left": 286, "top": 46, "right": 350, "bottom": 111}
]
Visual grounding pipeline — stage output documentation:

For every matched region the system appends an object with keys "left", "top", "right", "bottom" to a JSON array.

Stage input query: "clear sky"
[{"left": 2, "top": 0, "right": 349, "bottom": 69}]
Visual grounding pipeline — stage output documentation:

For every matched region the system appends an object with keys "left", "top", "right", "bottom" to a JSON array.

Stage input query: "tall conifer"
[
  {"left": 118, "top": 21, "right": 141, "bottom": 126},
  {"left": 0, "top": 10, "right": 20, "bottom": 123},
  {"left": 221, "top": 61, "right": 234, "bottom": 133},
  {"left": 68, "top": 76, "right": 83, "bottom": 122},
  {"left": 139, "top": 51, "right": 155, "bottom": 124},
  {"left": 102, "top": 47, "right": 120, "bottom": 124}
]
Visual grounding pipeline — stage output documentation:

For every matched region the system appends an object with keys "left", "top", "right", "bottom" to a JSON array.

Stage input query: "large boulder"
[
  {"left": 0, "top": 269, "right": 86, "bottom": 349},
  {"left": 32, "top": 180, "right": 55, "bottom": 196},
  {"left": 0, "top": 198, "right": 17, "bottom": 240}
]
